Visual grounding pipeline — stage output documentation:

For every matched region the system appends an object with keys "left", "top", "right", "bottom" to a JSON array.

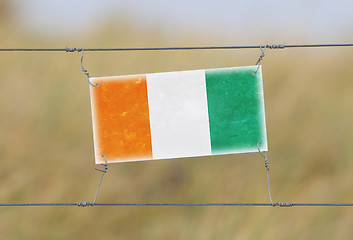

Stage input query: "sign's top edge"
[{"left": 90, "top": 65, "right": 260, "bottom": 81}]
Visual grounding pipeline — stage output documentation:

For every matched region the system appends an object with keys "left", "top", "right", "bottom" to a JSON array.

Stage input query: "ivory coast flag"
[{"left": 90, "top": 65, "right": 267, "bottom": 164}]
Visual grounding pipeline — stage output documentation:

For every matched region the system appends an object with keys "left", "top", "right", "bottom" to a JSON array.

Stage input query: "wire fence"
[{"left": 1, "top": 42, "right": 353, "bottom": 207}]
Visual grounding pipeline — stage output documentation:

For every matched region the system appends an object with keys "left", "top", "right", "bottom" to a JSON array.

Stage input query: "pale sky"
[{"left": 10, "top": 0, "right": 353, "bottom": 43}]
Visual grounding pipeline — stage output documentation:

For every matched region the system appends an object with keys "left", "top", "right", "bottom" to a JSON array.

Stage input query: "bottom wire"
[{"left": 0, "top": 202, "right": 353, "bottom": 207}]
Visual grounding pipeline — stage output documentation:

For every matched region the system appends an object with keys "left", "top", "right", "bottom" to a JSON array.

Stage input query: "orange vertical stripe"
[{"left": 90, "top": 75, "right": 152, "bottom": 163}]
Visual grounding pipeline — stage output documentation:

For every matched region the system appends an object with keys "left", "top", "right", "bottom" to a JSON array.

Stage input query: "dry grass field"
[{"left": 1, "top": 9, "right": 353, "bottom": 239}]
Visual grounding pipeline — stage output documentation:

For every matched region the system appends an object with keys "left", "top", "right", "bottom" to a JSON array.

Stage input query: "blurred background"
[{"left": 1, "top": 0, "right": 353, "bottom": 239}]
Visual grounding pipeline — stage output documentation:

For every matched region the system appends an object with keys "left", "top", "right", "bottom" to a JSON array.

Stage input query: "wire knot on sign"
[
  {"left": 253, "top": 46, "right": 266, "bottom": 75},
  {"left": 253, "top": 43, "right": 285, "bottom": 75},
  {"left": 66, "top": 47, "right": 98, "bottom": 87}
]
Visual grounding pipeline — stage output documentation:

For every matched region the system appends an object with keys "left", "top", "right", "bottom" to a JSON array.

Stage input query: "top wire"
[{"left": 0, "top": 43, "right": 352, "bottom": 52}]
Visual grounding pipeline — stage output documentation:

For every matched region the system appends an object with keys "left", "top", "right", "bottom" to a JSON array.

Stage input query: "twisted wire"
[
  {"left": 92, "top": 154, "right": 108, "bottom": 206},
  {"left": 257, "top": 142, "right": 274, "bottom": 205},
  {"left": 80, "top": 49, "right": 98, "bottom": 87}
]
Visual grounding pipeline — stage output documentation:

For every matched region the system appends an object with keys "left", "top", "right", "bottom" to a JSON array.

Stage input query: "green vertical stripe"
[{"left": 205, "top": 66, "right": 267, "bottom": 154}]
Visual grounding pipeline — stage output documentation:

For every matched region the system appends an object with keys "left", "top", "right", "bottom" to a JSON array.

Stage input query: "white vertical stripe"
[
  {"left": 146, "top": 70, "right": 211, "bottom": 159},
  {"left": 257, "top": 66, "right": 268, "bottom": 152}
]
